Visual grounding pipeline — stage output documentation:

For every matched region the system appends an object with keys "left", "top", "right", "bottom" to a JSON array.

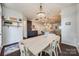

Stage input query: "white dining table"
[{"left": 22, "top": 34, "right": 60, "bottom": 56}]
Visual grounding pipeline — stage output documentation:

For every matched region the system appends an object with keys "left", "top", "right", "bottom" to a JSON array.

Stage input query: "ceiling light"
[{"left": 36, "top": 3, "right": 46, "bottom": 19}]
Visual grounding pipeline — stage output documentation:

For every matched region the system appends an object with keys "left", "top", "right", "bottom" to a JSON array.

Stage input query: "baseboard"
[{"left": 61, "top": 42, "right": 77, "bottom": 47}]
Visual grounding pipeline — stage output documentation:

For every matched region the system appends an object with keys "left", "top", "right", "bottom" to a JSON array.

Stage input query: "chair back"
[
  {"left": 51, "top": 40, "right": 58, "bottom": 50},
  {"left": 19, "top": 42, "right": 26, "bottom": 56}
]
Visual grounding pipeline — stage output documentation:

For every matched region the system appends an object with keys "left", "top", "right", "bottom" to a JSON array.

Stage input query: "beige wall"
[{"left": 76, "top": 4, "right": 79, "bottom": 46}]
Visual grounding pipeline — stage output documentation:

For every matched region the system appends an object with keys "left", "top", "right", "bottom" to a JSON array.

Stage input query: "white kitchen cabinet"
[{"left": 3, "top": 26, "right": 23, "bottom": 46}]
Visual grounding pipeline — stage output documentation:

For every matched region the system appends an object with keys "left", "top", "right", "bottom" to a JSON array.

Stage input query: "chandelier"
[{"left": 36, "top": 3, "right": 46, "bottom": 19}]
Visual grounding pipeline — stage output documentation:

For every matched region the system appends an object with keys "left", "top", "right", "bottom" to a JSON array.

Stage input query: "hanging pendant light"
[{"left": 36, "top": 3, "right": 46, "bottom": 19}]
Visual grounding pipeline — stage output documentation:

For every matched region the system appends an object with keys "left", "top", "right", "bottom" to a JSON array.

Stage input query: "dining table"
[{"left": 22, "top": 33, "right": 60, "bottom": 56}]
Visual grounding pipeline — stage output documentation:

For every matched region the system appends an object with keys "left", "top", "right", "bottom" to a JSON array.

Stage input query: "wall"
[
  {"left": 2, "top": 7, "right": 24, "bottom": 46},
  {"left": 32, "top": 22, "right": 44, "bottom": 34},
  {"left": 3, "top": 7, "right": 23, "bottom": 20},
  {"left": 61, "top": 5, "right": 77, "bottom": 46},
  {"left": 76, "top": 4, "right": 79, "bottom": 46},
  {"left": 0, "top": 4, "right": 2, "bottom": 52},
  {"left": 23, "top": 17, "right": 27, "bottom": 38}
]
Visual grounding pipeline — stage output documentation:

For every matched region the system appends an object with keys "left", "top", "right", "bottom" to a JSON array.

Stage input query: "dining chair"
[
  {"left": 43, "top": 39, "right": 58, "bottom": 56},
  {"left": 19, "top": 41, "right": 41, "bottom": 56},
  {"left": 57, "top": 39, "right": 62, "bottom": 53},
  {"left": 19, "top": 42, "right": 26, "bottom": 56},
  {"left": 19, "top": 42, "right": 30, "bottom": 56}
]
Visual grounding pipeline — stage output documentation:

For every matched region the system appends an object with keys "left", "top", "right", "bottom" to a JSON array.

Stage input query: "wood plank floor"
[
  {"left": 59, "top": 43, "right": 79, "bottom": 56},
  {"left": 0, "top": 43, "right": 79, "bottom": 56}
]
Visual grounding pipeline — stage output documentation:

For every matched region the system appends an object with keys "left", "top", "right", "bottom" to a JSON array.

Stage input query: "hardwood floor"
[
  {"left": 0, "top": 43, "right": 79, "bottom": 56},
  {"left": 40, "top": 43, "right": 79, "bottom": 56},
  {"left": 59, "top": 43, "right": 79, "bottom": 56}
]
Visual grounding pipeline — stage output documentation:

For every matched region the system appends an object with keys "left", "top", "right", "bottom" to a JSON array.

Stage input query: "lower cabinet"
[{"left": 3, "top": 26, "right": 23, "bottom": 46}]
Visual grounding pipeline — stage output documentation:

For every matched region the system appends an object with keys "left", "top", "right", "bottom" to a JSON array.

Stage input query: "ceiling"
[{"left": 4, "top": 3, "right": 76, "bottom": 20}]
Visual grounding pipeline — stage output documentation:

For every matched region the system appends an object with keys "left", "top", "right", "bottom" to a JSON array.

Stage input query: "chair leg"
[
  {"left": 50, "top": 51, "right": 52, "bottom": 56},
  {"left": 58, "top": 44, "right": 61, "bottom": 53},
  {"left": 56, "top": 48, "right": 58, "bottom": 56},
  {"left": 45, "top": 52, "right": 46, "bottom": 55},
  {"left": 53, "top": 50, "right": 56, "bottom": 56},
  {"left": 40, "top": 52, "right": 42, "bottom": 56}
]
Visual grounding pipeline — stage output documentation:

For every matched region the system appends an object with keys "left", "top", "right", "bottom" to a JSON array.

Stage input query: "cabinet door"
[{"left": 3, "top": 26, "right": 23, "bottom": 45}]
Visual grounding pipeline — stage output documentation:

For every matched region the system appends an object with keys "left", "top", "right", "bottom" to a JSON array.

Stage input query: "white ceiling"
[{"left": 4, "top": 3, "right": 76, "bottom": 20}]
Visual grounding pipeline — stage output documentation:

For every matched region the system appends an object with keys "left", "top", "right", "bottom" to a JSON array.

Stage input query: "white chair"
[
  {"left": 57, "top": 39, "right": 62, "bottom": 53},
  {"left": 19, "top": 41, "right": 40, "bottom": 56},
  {"left": 19, "top": 42, "right": 30, "bottom": 56},
  {"left": 19, "top": 42, "right": 26, "bottom": 56},
  {"left": 43, "top": 40, "right": 58, "bottom": 56}
]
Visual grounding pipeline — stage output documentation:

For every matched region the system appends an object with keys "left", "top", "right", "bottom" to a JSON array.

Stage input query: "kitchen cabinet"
[{"left": 3, "top": 26, "right": 23, "bottom": 46}]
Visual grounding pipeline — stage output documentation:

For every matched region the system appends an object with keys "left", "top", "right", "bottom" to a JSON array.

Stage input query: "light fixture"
[{"left": 36, "top": 3, "right": 46, "bottom": 19}]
